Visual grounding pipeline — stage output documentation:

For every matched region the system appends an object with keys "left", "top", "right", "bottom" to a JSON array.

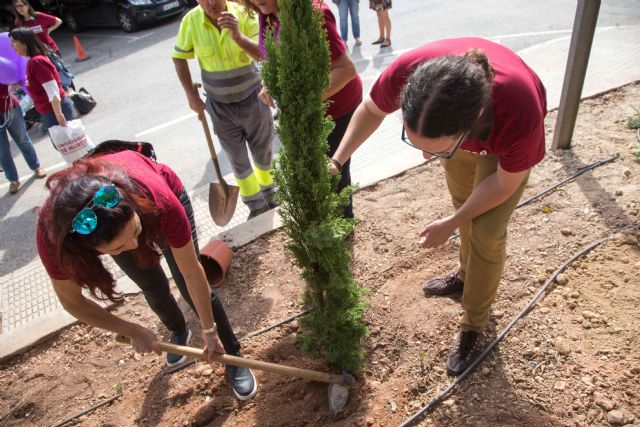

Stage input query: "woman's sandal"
[
  {"left": 381, "top": 39, "right": 392, "bottom": 47},
  {"left": 371, "top": 38, "right": 385, "bottom": 45}
]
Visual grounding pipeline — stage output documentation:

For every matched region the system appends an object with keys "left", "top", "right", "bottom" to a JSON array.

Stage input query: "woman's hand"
[
  {"left": 128, "top": 324, "right": 161, "bottom": 355},
  {"left": 419, "top": 215, "right": 458, "bottom": 249},
  {"left": 55, "top": 112, "right": 68, "bottom": 127},
  {"left": 258, "top": 86, "right": 275, "bottom": 108},
  {"left": 202, "top": 331, "right": 225, "bottom": 363}
]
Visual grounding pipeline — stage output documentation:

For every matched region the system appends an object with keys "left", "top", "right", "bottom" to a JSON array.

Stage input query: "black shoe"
[
  {"left": 225, "top": 358, "right": 257, "bottom": 400},
  {"left": 167, "top": 328, "right": 192, "bottom": 367},
  {"left": 446, "top": 330, "right": 483, "bottom": 376},
  {"left": 423, "top": 271, "right": 464, "bottom": 296},
  {"left": 247, "top": 204, "right": 270, "bottom": 220}
]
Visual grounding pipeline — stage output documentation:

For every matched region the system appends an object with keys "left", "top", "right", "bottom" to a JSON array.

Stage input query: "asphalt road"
[{"left": 1, "top": 0, "right": 639, "bottom": 277}]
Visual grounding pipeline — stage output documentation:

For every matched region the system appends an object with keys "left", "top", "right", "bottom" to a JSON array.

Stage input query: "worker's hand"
[
  {"left": 328, "top": 160, "right": 340, "bottom": 176},
  {"left": 55, "top": 113, "right": 68, "bottom": 127},
  {"left": 187, "top": 94, "right": 206, "bottom": 116},
  {"left": 217, "top": 12, "right": 240, "bottom": 41},
  {"left": 419, "top": 215, "right": 457, "bottom": 249},
  {"left": 128, "top": 324, "right": 161, "bottom": 355},
  {"left": 258, "top": 86, "right": 275, "bottom": 109},
  {"left": 202, "top": 331, "right": 225, "bottom": 363}
]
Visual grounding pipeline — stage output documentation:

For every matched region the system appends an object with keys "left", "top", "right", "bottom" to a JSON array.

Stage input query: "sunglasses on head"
[{"left": 70, "top": 185, "right": 120, "bottom": 235}]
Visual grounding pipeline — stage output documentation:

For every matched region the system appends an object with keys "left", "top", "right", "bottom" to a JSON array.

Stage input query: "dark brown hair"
[
  {"left": 42, "top": 156, "right": 161, "bottom": 302},
  {"left": 9, "top": 27, "right": 49, "bottom": 57},
  {"left": 401, "top": 48, "right": 495, "bottom": 138},
  {"left": 12, "top": 0, "right": 37, "bottom": 26}
]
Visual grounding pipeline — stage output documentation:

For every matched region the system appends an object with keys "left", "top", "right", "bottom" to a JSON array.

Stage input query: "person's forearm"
[
  {"left": 183, "top": 266, "right": 216, "bottom": 330},
  {"left": 234, "top": 35, "right": 262, "bottom": 61},
  {"left": 332, "top": 99, "right": 386, "bottom": 164},
  {"left": 49, "top": 18, "right": 63, "bottom": 33},
  {"left": 324, "top": 56, "right": 357, "bottom": 100},
  {"left": 173, "top": 58, "right": 196, "bottom": 100},
  {"left": 62, "top": 296, "right": 139, "bottom": 337},
  {"left": 451, "top": 173, "right": 516, "bottom": 227},
  {"left": 50, "top": 96, "right": 63, "bottom": 116}
]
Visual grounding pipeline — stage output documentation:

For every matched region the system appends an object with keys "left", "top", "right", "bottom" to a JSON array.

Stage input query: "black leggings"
[
  {"left": 327, "top": 107, "right": 357, "bottom": 218},
  {"left": 112, "top": 189, "right": 241, "bottom": 355}
]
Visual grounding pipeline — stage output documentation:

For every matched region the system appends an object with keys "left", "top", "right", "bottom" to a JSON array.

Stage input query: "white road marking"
[
  {"left": 134, "top": 112, "right": 197, "bottom": 137},
  {"left": 0, "top": 160, "right": 67, "bottom": 190}
]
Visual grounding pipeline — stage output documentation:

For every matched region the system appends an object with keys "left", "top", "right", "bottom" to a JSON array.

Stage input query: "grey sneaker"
[
  {"left": 167, "top": 328, "right": 192, "bottom": 367},
  {"left": 225, "top": 357, "right": 257, "bottom": 400}
]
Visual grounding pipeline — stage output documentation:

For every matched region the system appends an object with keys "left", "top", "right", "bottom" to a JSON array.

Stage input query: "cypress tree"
[{"left": 261, "top": 0, "right": 368, "bottom": 373}]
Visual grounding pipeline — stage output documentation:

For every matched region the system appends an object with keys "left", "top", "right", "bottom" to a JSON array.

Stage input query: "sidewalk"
[{"left": 1, "top": 25, "right": 639, "bottom": 361}]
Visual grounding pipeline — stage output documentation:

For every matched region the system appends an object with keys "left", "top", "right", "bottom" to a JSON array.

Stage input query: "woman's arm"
[
  {"left": 51, "top": 277, "right": 160, "bottom": 354},
  {"left": 48, "top": 16, "right": 63, "bottom": 34},
  {"left": 324, "top": 52, "right": 357, "bottom": 100},
  {"left": 170, "top": 240, "right": 225, "bottom": 360},
  {"left": 50, "top": 95, "right": 68, "bottom": 126}
]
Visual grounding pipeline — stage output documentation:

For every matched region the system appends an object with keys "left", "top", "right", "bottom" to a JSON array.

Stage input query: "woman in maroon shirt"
[
  {"left": 37, "top": 147, "right": 257, "bottom": 400},
  {"left": 12, "top": 0, "right": 62, "bottom": 54},
  {"left": 10, "top": 28, "right": 73, "bottom": 130}
]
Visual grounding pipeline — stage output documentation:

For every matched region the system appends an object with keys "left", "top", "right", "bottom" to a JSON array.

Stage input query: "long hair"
[
  {"left": 42, "top": 156, "right": 161, "bottom": 302},
  {"left": 9, "top": 27, "right": 49, "bottom": 57},
  {"left": 12, "top": 0, "right": 36, "bottom": 26},
  {"left": 237, "top": 0, "right": 259, "bottom": 15},
  {"left": 401, "top": 48, "right": 495, "bottom": 138}
]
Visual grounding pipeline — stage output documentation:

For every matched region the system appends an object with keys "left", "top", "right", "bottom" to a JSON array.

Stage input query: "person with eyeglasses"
[
  {"left": 330, "top": 38, "right": 547, "bottom": 376},
  {"left": 36, "top": 147, "right": 257, "bottom": 400}
]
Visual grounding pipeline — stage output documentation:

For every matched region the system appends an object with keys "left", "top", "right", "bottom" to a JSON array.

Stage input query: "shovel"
[
  {"left": 193, "top": 83, "right": 240, "bottom": 226},
  {"left": 116, "top": 335, "right": 354, "bottom": 411}
]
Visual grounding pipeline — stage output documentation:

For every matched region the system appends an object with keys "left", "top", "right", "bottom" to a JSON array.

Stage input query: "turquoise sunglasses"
[{"left": 71, "top": 185, "right": 120, "bottom": 235}]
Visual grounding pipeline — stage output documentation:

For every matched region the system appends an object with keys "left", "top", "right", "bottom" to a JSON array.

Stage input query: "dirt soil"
[{"left": 2, "top": 83, "right": 640, "bottom": 427}]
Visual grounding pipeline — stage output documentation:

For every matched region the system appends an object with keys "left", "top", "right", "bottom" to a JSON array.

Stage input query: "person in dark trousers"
[
  {"left": 36, "top": 147, "right": 257, "bottom": 400},
  {"left": 242, "top": 0, "right": 362, "bottom": 218},
  {"left": 331, "top": 38, "right": 547, "bottom": 376}
]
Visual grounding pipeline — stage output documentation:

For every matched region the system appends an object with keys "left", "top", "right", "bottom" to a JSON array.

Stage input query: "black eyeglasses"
[{"left": 401, "top": 126, "right": 468, "bottom": 159}]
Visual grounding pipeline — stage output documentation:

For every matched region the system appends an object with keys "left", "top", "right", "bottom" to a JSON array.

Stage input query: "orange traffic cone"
[{"left": 73, "top": 36, "right": 91, "bottom": 62}]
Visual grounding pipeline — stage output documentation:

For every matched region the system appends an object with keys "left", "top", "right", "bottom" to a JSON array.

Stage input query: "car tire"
[
  {"left": 64, "top": 13, "right": 82, "bottom": 32},
  {"left": 117, "top": 9, "right": 139, "bottom": 33}
]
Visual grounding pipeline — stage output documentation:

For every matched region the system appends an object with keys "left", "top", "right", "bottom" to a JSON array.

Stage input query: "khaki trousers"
[{"left": 440, "top": 150, "right": 530, "bottom": 332}]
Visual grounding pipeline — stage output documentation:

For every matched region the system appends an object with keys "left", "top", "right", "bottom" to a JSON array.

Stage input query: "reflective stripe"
[
  {"left": 201, "top": 64, "right": 261, "bottom": 104},
  {"left": 173, "top": 45, "right": 193, "bottom": 54},
  {"left": 253, "top": 165, "right": 273, "bottom": 187},
  {"left": 236, "top": 173, "right": 261, "bottom": 198}
]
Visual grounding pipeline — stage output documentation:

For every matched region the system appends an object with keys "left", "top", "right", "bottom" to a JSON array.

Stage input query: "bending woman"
[
  {"left": 36, "top": 147, "right": 257, "bottom": 400},
  {"left": 331, "top": 38, "right": 547, "bottom": 376},
  {"left": 10, "top": 28, "right": 73, "bottom": 130}
]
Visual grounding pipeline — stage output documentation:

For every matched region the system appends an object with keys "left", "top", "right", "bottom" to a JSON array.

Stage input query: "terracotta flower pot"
[{"left": 199, "top": 240, "right": 233, "bottom": 288}]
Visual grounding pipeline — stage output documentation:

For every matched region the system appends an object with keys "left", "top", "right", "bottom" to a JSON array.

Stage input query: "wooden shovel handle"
[{"left": 116, "top": 335, "right": 353, "bottom": 386}]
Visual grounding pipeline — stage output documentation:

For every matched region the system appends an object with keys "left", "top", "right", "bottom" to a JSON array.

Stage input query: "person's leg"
[
  {"left": 238, "top": 89, "right": 277, "bottom": 208},
  {"left": 374, "top": 10, "right": 384, "bottom": 42},
  {"left": 327, "top": 108, "right": 357, "bottom": 218},
  {"left": 381, "top": 9, "right": 391, "bottom": 44},
  {"left": 0, "top": 121, "right": 19, "bottom": 183},
  {"left": 6, "top": 105, "right": 41, "bottom": 172},
  {"left": 206, "top": 96, "right": 267, "bottom": 214},
  {"left": 161, "top": 188, "right": 242, "bottom": 355},
  {"left": 111, "top": 251, "right": 187, "bottom": 334},
  {"left": 349, "top": 0, "right": 361, "bottom": 40},
  {"left": 460, "top": 156, "right": 530, "bottom": 332},
  {"left": 338, "top": 0, "right": 349, "bottom": 41}
]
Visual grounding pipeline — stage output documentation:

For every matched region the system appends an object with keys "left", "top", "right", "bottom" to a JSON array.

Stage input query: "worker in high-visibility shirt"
[{"left": 172, "top": 0, "right": 276, "bottom": 220}]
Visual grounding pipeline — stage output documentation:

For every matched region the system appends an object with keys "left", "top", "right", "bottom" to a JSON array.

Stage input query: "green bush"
[{"left": 262, "top": 0, "right": 368, "bottom": 373}]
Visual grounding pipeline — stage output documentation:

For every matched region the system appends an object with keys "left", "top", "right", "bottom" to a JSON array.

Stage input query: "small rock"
[
  {"left": 539, "top": 307, "right": 550, "bottom": 314},
  {"left": 493, "top": 310, "right": 504, "bottom": 318},
  {"left": 118, "top": 359, "right": 125, "bottom": 366},
  {"left": 606, "top": 409, "right": 628, "bottom": 425},
  {"left": 594, "top": 393, "right": 614, "bottom": 411},
  {"left": 560, "top": 228, "right": 574, "bottom": 236},
  {"left": 133, "top": 353, "right": 142, "bottom": 361},
  {"left": 570, "top": 290, "right": 580, "bottom": 299},
  {"left": 366, "top": 417, "right": 375, "bottom": 426},
  {"left": 192, "top": 401, "right": 216, "bottom": 426},
  {"left": 443, "top": 399, "right": 455, "bottom": 407},
  {"left": 623, "top": 234, "right": 638, "bottom": 245},
  {"left": 615, "top": 190, "right": 624, "bottom": 196},
  {"left": 203, "top": 369, "right": 213, "bottom": 377},
  {"left": 472, "top": 392, "right": 480, "bottom": 400},
  {"left": 390, "top": 401, "right": 397, "bottom": 412},
  {"left": 582, "top": 310, "right": 597, "bottom": 320},
  {"left": 527, "top": 286, "right": 537, "bottom": 293},
  {"left": 622, "top": 168, "right": 631, "bottom": 178},
  {"left": 481, "top": 367, "right": 491, "bottom": 376},
  {"left": 554, "top": 339, "right": 571, "bottom": 355},
  {"left": 554, "top": 381, "right": 566, "bottom": 391},
  {"left": 555, "top": 274, "right": 569, "bottom": 286}
]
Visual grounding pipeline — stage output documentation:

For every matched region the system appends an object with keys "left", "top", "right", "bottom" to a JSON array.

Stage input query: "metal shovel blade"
[
  {"left": 208, "top": 181, "right": 239, "bottom": 226},
  {"left": 328, "top": 383, "right": 350, "bottom": 412}
]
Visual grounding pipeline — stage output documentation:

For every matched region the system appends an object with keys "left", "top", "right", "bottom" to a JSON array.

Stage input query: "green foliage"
[
  {"left": 262, "top": 0, "right": 368, "bottom": 373},
  {"left": 627, "top": 106, "right": 640, "bottom": 129}
]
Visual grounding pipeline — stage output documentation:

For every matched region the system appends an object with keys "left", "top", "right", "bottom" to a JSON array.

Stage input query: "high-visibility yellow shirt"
[{"left": 172, "top": 2, "right": 258, "bottom": 72}]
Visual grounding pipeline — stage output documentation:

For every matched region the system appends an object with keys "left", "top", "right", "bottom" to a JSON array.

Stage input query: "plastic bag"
[{"left": 48, "top": 119, "right": 94, "bottom": 164}]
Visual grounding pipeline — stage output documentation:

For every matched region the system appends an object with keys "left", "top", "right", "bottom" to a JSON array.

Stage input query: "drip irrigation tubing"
[
  {"left": 447, "top": 153, "right": 618, "bottom": 242},
  {"left": 239, "top": 309, "right": 312, "bottom": 342},
  {"left": 50, "top": 391, "right": 122, "bottom": 427},
  {"left": 399, "top": 226, "right": 638, "bottom": 427}
]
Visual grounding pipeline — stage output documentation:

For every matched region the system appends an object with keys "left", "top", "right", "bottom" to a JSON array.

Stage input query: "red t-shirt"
[
  {"left": 370, "top": 37, "right": 547, "bottom": 173},
  {"left": 0, "top": 84, "right": 18, "bottom": 113},
  {"left": 15, "top": 13, "right": 59, "bottom": 52},
  {"left": 258, "top": 1, "right": 362, "bottom": 120},
  {"left": 25, "top": 55, "right": 65, "bottom": 114},
  {"left": 37, "top": 151, "right": 191, "bottom": 281}
]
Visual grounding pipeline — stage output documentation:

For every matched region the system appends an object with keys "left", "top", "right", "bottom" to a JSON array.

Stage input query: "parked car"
[{"left": 58, "top": 0, "right": 185, "bottom": 33}]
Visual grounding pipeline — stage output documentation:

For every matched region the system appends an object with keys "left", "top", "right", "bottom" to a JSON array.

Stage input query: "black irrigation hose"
[
  {"left": 51, "top": 392, "right": 122, "bottom": 427},
  {"left": 239, "top": 309, "right": 312, "bottom": 342},
  {"left": 399, "top": 231, "right": 628, "bottom": 427}
]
